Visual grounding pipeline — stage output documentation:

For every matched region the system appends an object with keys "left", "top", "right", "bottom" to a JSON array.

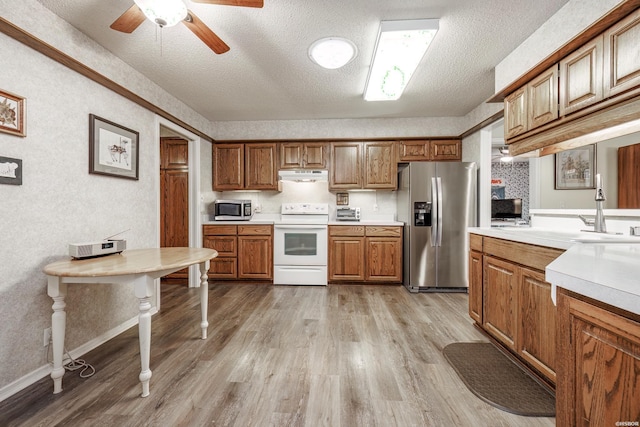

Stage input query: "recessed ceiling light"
[
  {"left": 364, "top": 19, "right": 439, "bottom": 101},
  {"left": 308, "top": 37, "right": 358, "bottom": 70}
]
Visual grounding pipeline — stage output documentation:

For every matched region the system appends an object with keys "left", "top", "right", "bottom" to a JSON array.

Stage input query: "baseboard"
[{"left": 0, "top": 307, "right": 157, "bottom": 403}]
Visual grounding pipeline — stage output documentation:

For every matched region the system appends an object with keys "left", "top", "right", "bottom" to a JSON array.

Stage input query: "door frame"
[{"left": 155, "top": 116, "right": 203, "bottom": 298}]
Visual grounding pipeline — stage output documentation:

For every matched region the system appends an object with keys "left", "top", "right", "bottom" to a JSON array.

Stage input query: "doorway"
[{"left": 160, "top": 132, "right": 189, "bottom": 284}]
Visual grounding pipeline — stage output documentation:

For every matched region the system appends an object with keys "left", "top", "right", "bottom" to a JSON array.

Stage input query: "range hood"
[{"left": 278, "top": 170, "right": 328, "bottom": 182}]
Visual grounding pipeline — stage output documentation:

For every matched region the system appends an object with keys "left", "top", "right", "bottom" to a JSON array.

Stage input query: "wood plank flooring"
[{"left": 0, "top": 284, "right": 555, "bottom": 426}]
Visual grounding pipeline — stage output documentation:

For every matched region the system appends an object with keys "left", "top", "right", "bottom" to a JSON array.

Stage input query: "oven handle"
[{"left": 274, "top": 224, "right": 328, "bottom": 230}]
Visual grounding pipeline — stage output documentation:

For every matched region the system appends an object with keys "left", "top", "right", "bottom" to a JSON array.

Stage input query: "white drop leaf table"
[{"left": 43, "top": 247, "right": 218, "bottom": 397}]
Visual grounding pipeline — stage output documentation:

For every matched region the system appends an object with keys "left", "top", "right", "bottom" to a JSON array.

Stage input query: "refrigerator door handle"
[
  {"left": 436, "top": 177, "right": 443, "bottom": 246},
  {"left": 430, "top": 177, "right": 438, "bottom": 246}
]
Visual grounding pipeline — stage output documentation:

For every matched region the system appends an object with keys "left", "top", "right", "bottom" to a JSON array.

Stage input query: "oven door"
[{"left": 273, "top": 224, "right": 328, "bottom": 266}]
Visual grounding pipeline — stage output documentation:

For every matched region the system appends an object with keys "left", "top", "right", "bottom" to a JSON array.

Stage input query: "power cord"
[
  {"left": 62, "top": 349, "right": 95, "bottom": 378},
  {"left": 45, "top": 340, "right": 96, "bottom": 379}
]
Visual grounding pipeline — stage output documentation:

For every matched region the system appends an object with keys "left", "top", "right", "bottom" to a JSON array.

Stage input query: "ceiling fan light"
[
  {"left": 134, "top": 0, "right": 187, "bottom": 28},
  {"left": 309, "top": 37, "right": 358, "bottom": 69},
  {"left": 364, "top": 19, "right": 439, "bottom": 101}
]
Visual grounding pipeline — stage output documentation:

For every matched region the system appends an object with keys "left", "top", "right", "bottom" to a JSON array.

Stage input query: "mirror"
[
  {"left": 489, "top": 121, "right": 639, "bottom": 220},
  {"left": 534, "top": 131, "right": 639, "bottom": 209}
]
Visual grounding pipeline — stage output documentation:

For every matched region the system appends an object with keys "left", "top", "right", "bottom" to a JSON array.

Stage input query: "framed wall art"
[
  {"left": 0, "top": 89, "right": 26, "bottom": 137},
  {"left": 555, "top": 144, "right": 596, "bottom": 190},
  {"left": 89, "top": 114, "right": 139, "bottom": 180},
  {"left": 0, "top": 156, "right": 23, "bottom": 185}
]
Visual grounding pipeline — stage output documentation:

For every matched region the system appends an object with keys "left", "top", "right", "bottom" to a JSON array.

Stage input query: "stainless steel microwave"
[{"left": 214, "top": 199, "right": 253, "bottom": 221}]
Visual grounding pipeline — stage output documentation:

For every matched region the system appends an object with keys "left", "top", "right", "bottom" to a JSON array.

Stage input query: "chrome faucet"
[{"left": 579, "top": 173, "right": 607, "bottom": 233}]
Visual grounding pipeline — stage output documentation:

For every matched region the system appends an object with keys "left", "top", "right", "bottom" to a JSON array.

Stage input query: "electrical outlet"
[
  {"left": 373, "top": 203, "right": 379, "bottom": 212},
  {"left": 43, "top": 327, "right": 52, "bottom": 347}
]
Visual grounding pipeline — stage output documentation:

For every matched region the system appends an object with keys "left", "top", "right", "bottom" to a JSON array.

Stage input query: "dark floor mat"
[{"left": 443, "top": 342, "right": 555, "bottom": 417}]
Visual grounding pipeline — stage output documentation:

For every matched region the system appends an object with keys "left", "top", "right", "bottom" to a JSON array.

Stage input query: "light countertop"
[
  {"left": 469, "top": 226, "right": 640, "bottom": 316},
  {"left": 546, "top": 244, "right": 640, "bottom": 316},
  {"left": 203, "top": 214, "right": 403, "bottom": 226},
  {"left": 328, "top": 220, "right": 404, "bottom": 226}
]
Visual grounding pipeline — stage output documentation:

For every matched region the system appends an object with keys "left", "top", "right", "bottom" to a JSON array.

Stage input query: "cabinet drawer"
[
  {"left": 209, "top": 258, "right": 237, "bottom": 279},
  {"left": 469, "top": 233, "right": 483, "bottom": 251},
  {"left": 238, "top": 225, "right": 272, "bottom": 236},
  {"left": 329, "top": 225, "right": 365, "bottom": 236},
  {"left": 484, "top": 237, "right": 563, "bottom": 271},
  {"left": 203, "top": 225, "right": 237, "bottom": 236},
  {"left": 203, "top": 235, "right": 237, "bottom": 257},
  {"left": 365, "top": 226, "right": 402, "bottom": 237}
]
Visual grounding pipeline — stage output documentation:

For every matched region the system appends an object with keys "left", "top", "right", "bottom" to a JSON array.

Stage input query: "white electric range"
[{"left": 273, "top": 203, "right": 329, "bottom": 286}]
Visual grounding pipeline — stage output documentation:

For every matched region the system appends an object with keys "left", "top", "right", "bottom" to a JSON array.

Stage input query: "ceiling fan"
[{"left": 110, "top": 0, "right": 263, "bottom": 54}]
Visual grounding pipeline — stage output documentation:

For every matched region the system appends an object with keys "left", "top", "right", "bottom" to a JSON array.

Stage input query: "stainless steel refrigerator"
[{"left": 397, "top": 162, "right": 477, "bottom": 292}]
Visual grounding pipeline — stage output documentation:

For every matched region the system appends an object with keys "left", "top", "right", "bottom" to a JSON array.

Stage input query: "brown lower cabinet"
[
  {"left": 469, "top": 233, "right": 563, "bottom": 385},
  {"left": 556, "top": 289, "right": 640, "bottom": 426},
  {"left": 203, "top": 224, "right": 273, "bottom": 281},
  {"left": 329, "top": 225, "right": 402, "bottom": 283}
]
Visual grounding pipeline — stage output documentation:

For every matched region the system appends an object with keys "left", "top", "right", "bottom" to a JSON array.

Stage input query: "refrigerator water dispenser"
[{"left": 414, "top": 202, "right": 432, "bottom": 226}]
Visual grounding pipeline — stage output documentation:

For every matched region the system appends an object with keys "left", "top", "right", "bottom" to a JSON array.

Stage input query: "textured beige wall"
[{"left": 0, "top": 1, "right": 211, "bottom": 397}]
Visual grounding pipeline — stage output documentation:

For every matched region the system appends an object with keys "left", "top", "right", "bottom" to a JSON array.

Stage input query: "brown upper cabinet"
[
  {"left": 503, "top": 7, "right": 640, "bottom": 150},
  {"left": 329, "top": 141, "right": 397, "bottom": 190},
  {"left": 559, "top": 35, "right": 603, "bottom": 116},
  {"left": 398, "top": 139, "right": 462, "bottom": 161},
  {"left": 363, "top": 141, "right": 397, "bottom": 189},
  {"left": 213, "top": 142, "right": 278, "bottom": 191},
  {"left": 603, "top": 8, "right": 640, "bottom": 98},
  {"left": 505, "top": 65, "right": 559, "bottom": 139},
  {"left": 279, "top": 142, "right": 328, "bottom": 170}
]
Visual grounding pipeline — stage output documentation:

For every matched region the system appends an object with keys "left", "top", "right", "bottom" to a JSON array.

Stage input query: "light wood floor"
[{"left": 1, "top": 284, "right": 555, "bottom": 426}]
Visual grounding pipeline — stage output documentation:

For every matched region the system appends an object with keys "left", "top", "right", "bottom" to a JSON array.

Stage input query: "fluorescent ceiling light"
[
  {"left": 364, "top": 19, "right": 439, "bottom": 101},
  {"left": 309, "top": 37, "right": 357, "bottom": 69},
  {"left": 134, "top": 0, "right": 187, "bottom": 28}
]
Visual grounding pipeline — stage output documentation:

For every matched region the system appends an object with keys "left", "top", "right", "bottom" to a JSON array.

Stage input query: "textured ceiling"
[{"left": 37, "top": 0, "right": 569, "bottom": 122}]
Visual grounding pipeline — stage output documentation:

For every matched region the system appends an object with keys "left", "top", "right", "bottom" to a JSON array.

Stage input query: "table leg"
[
  {"left": 199, "top": 260, "right": 210, "bottom": 340},
  {"left": 47, "top": 277, "right": 67, "bottom": 394},
  {"left": 134, "top": 276, "right": 155, "bottom": 397}
]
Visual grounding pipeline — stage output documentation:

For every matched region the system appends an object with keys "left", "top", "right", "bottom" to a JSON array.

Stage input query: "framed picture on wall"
[
  {"left": 0, "top": 89, "right": 26, "bottom": 137},
  {"left": 555, "top": 144, "right": 596, "bottom": 190},
  {"left": 89, "top": 114, "right": 139, "bottom": 180},
  {"left": 0, "top": 156, "right": 23, "bottom": 185}
]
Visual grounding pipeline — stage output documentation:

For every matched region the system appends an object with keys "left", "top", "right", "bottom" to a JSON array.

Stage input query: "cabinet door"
[
  {"left": 518, "top": 267, "right": 556, "bottom": 382},
  {"left": 213, "top": 143, "right": 244, "bottom": 190},
  {"left": 279, "top": 142, "right": 304, "bottom": 169},
  {"left": 604, "top": 8, "right": 640, "bottom": 98},
  {"left": 483, "top": 255, "right": 519, "bottom": 350},
  {"left": 237, "top": 235, "right": 273, "bottom": 279},
  {"left": 504, "top": 86, "right": 528, "bottom": 139},
  {"left": 398, "top": 140, "right": 430, "bottom": 161},
  {"left": 329, "top": 142, "right": 362, "bottom": 189},
  {"left": 468, "top": 250, "right": 483, "bottom": 324},
  {"left": 328, "top": 236, "right": 365, "bottom": 281},
  {"left": 303, "top": 142, "right": 328, "bottom": 169},
  {"left": 363, "top": 141, "right": 397, "bottom": 189},
  {"left": 431, "top": 139, "right": 461, "bottom": 161},
  {"left": 160, "top": 169, "right": 189, "bottom": 279},
  {"left": 365, "top": 237, "right": 402, "bottom": 282},
  {"left": 160, "top": 137, "right": 189, "bottom": 169},
  {"left": 245, "top": 143, "right": 278, "bottom": 190},
  {"left": 527, "top": 65, "right": 559, "bottom": 129},
  {"left": 557, "top": 293, "right": 640, "bottom": 427},
  {"left": 559, "top": 35, "right": 603, "bottom": 116},
  {"left": 618, "top": 142, "right": 640, "bottom": 208}
]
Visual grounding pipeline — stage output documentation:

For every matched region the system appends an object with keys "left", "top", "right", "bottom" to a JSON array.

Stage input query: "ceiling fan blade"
[
  {"left": 110, "top": 4, "right": 146, "bottom": 33},
  {"left": 190, "top": 0, "right": 263, "bottom": 8},
  {"left": 182, "top": 10, "right": 230, "bottom": 54}
]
